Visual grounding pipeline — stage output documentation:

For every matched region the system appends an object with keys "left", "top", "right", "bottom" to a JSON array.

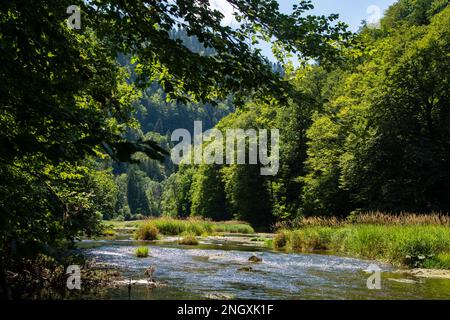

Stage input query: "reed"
[{"left": 273, "top": 224, "right": 450, "bottom": 269}]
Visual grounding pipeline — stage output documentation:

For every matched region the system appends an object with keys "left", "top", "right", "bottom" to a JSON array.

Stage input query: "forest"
[
  {"left": 111, "top": 0, "right": 450, "bottom": 227},
  {"left": 1, "top": 0, "right": 450, "bottom": 300}
]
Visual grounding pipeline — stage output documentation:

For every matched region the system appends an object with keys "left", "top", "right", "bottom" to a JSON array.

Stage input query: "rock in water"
[
  {"left": 204, "top": 292, "right": 234, "bottom": 300},
  {"left": 238, "top": 266, "right": 253, "bottom": 272},
  {"left": 248, "top": 255, "right": 262, "bottom": 263}
]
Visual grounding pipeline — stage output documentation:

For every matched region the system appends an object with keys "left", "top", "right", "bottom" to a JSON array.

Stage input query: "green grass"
[
  {"left": 134, "top": 223, "right": 159, "bottom": 240},
  {"left": 273, "top": 225, "right": 450, "bottom": 269},
  {"left": 135, "top": 247, "right": 149, "bottom": 258},
  {"left": 128, "top": 218, "right": 254, "bottom": 238},
  {"left": 104, "top": 220, "right": 144, "bottom": 229},
  {"left": 179, "top": 233, "right": 199, "bottom": 245},
  {"left": 211, "top": 222, "right": 255, "bottom": 234},
  {"left": 101, "top": 228, "right": 116, "bottom": 237}
]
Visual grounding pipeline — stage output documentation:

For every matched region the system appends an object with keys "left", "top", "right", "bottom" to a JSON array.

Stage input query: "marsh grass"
[
  {"left": 352, "top": 212, "right": 450, "bottom": 226},
  {"left": 101, "top": 228, "right": 116, "bottom": 237},
  {"left": 179, "top": 233, "right": 199, "bottom": 245},
  {"left": 274, "top": 225, "right": 450, "bottom": 269},
  {"left": 274, "top": 212, "right": 450, "bottom": 230},
  {"left": 134, "top": 223, "right": 159, "bottom": 240},
  {"left": 133, "top": 217, "right": 254, "bottom": 238},
  {"left": 135, "top": 247, "right": 149, "bottom": 258},
  {"left": 212, "top": 222, "right": 255, "bottom": 234}
]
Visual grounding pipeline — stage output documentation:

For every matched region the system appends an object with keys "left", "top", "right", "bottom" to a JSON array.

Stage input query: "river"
[{"left": 79, "top": 236, "right": 450, "bottom": 300}]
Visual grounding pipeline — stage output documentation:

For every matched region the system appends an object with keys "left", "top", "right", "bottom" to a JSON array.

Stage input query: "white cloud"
[{"left": 209, "top": 0, "right": 238, "bottom": 26}]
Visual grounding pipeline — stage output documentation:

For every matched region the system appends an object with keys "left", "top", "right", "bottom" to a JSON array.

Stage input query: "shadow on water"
[{"left": 79, "top": 237, "right": 450, "bottom": 300}]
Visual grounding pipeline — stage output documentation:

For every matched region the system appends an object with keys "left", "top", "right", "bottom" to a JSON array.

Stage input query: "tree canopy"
[{"left": 0, "top": 0, "right": 352, "bottom": 297}]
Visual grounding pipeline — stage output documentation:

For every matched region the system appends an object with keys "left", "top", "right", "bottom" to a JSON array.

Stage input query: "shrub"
[
  {"left": 135, "top": 247, "right": 149, "bottom": 258},
  {"left": 289, "top": 230, "right": 304, "bottom": 250},
  {"left": 424, "top": 252, "right": 450, "bottom": 269},
  {"left": 186, "top": 222, "right": 208, "bottom": 236},
  {"left": 179, "top": 234, "right": 199, "bottom": 245},
  {"left": 273, "top": 231, "right": 288, "bottom": 248},
  {"left": 135, "top": 223, "right": 159, "bottom": 240},
  {"left": 101, "top": 229, "right": 116, "bottom": 237}
]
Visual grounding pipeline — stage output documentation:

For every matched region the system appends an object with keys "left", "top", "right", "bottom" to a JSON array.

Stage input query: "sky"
[{"left": 210, "top": 0, "right": 398, "bottom": 62}]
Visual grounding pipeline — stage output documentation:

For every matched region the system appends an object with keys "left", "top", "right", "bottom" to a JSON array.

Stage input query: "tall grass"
[
  {"left": 179, "top": 233, "right": 199, "bottom": 245},
  {"left": 352, "top": 212, "right": 450, "bottom": 226},
  {"left": 212, "top": 221, "right": 255, "bottom": 234},
  {"left": 273, "top": 212, "right": 450, "bottom": 230},
  {"left": 274, "top": 225, "right": 450, "bottom": 269},
  {"left": 134, "top": 217, "right": 254, "bottom": 238},
  {"left": 135, "top": 247, "right": 149, "bottom": 258},
  {"left": 134, "top": 223, "right": 159, "bottom": 240}
]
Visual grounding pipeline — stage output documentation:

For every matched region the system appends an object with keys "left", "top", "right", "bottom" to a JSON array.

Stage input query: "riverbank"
[{"left": 272, "top": 224, "right": 450, "bottom": 269}]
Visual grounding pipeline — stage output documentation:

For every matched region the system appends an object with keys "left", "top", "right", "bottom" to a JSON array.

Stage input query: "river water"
[{"left": 79, "top": 237, "right": 450, "bottom": 300}]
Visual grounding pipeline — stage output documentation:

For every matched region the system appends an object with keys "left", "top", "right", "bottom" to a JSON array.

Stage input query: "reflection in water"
[{"left": 81, "top": 239, "right": 450, "bottom": 300}]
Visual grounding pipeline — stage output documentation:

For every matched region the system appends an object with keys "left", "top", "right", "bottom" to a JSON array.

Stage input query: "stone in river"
[{"left": 248, "top": 255, "right": 262, "bottom": 263}]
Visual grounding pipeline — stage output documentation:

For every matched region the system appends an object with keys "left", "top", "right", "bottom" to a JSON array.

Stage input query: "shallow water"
[{"left": 80, "top": 238, "right": 450, "bottom": 300}]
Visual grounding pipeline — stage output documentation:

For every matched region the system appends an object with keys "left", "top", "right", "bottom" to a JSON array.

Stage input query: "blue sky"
[
  {"left": 267, "top": 0, "right": 397, "bottom": 60},
  {"left": 211, "top": 0, "right": 398, "bottom": 61},
  {"left": 261, "top": 0, "right": 396, "bottom": 60},
  {"left": 281, "top": 0, "right": 397, "bottom": 32}
]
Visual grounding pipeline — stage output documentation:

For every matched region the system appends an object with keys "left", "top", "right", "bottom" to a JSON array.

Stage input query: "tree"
[
  {"left": 191, "top": 164, "right": 230, "bottom": 220},
  {"left": 126, "top": 165, "right": 152, "bottom": 216},
  {"left": 222, "top": 164, "right": 272, "bottom": 227},
  {"left": 0, "top": 0, "right": 351, "bottom": 296},
  {"left": 161, "top": 166, "right": 195, "bottom": 217},
  {"left": 303, "top": 4, "right": 450, "bottom": 215},
  {"left": 340, "top": 6, "right": 450, "bottom": 212},
  {"left": 382, "top": 0, "right": 448, "bottom": 29}
]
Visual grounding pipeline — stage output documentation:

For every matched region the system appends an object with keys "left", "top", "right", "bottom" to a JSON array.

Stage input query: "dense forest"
[
  {"left": 112, "top": 0, "right": 450, "bottom": 227},
  {"left": 83, "top": 31, "right": 289, "bottom": 221},
  {"left": 1, "top": 0, "right": 450, "bottom": 299}
]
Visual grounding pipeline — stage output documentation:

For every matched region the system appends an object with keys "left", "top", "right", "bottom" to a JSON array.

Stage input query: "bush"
[
  {"left": 101, "top": 229, "right": 116, "bottom": 237},
  {"left": 135, "top": 247, "right": 149, "bottom": 258},
  {"left": 424, "top": 252, "right": 450, "bottom": 269},
  {"left": 273, "top": 231, "right": 288, "bottom": 248},
  {"left": 135, "top": 223, "right": 159, "bottom": 240},
  {"left": 179, "top": 234, "right": 199, "bottom": 245}
]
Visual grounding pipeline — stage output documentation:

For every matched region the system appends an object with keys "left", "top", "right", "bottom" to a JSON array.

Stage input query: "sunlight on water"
[{"left": 82, "top": 239, "right": 450, "bottom": 300}]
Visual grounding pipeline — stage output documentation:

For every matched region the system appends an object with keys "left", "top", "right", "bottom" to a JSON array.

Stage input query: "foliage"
[
  {"left": 212, "top": 222, "right": 255, "bottom": 234},
  {"left": 178, "top": 234, "right": 199, "bottom": 245},
  {"left": 137, "top": 1, "right": 450, "bottom": 229},
  {"left": 135, "top": 247, "right": 149, "bottom": 258},
  {"left": 160, "top": 166, "right": 195, "bottom": 218},
  {"left": 134, "top": 223, "right": 159, "bottom": 241},
  {"left": 3, "top": 0, "right": 450, "bottom": 297},
  {"left": 302, "top": 4, "right": 450, "bottom": 216},
  {"left": 273, "top": 224, "right": 450, "bottom": 268},
  {"left": 133, "top": 218, "right": 254, "bottom": 236},
  {"left": 84, "top": 0, "right": 350, "bottom": 105},
  {"left": 191, "top": 164, "right": 230, "bottom": 221},
  {"left": 273, "top": 231, "right": 288, "bottom": 248}
]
